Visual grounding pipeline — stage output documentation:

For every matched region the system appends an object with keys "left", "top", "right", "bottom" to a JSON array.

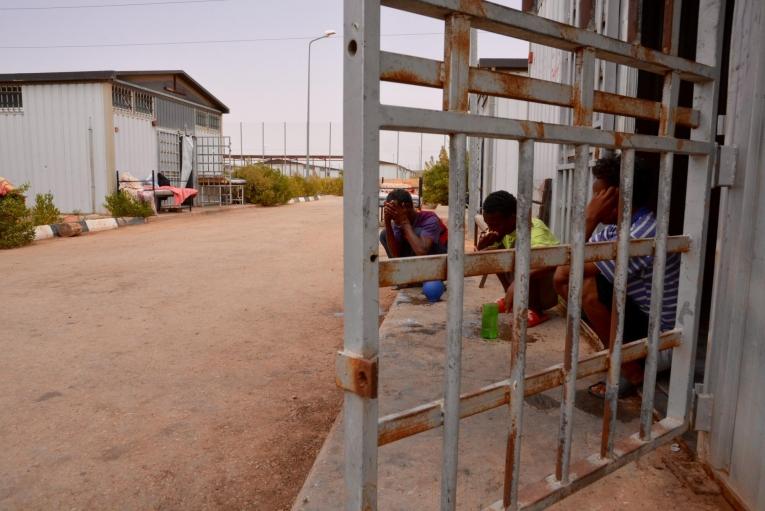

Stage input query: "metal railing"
[{"left": 340, "top": 0, "right": 725, "bottom": 509}]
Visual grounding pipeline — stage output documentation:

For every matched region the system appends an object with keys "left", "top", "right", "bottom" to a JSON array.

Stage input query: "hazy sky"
[{"left": 0, "top": 0, "right": 527, "bottom": 169}]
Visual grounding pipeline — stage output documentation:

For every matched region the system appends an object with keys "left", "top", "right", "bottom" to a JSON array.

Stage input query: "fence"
[{"left": 340, "top": 0, "right": 725, "bottom": 509}]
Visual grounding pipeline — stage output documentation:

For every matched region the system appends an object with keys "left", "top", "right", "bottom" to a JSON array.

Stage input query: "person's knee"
[
  {"left": 379, "top": 229, "right": 392, "bottom": 257},
  {"left": 581, "top": 278, "right": 601, "bottom": 313}
]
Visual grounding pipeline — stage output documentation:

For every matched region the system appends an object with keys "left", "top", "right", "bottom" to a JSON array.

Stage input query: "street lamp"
[{"left": 306, "top": 29, "right": 336, "bottom": 177}]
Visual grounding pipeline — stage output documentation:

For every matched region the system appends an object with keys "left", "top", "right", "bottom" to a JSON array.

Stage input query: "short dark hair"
[
  {"left": 482, "top": 190, "right": 517, "bottom": 218},
  {"left": 592, "top": 153, "right": 658, "bottom": 210},
  {"left": 386, "top": 188, "right": 413, "bottom": 204}
]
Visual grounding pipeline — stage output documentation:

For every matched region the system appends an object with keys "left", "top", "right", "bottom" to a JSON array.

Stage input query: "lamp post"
[{"left": 306, "top": 29, "right": 336, "bottom": 177}]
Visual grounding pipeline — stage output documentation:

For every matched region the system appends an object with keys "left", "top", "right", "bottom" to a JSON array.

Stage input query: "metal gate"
[{"left": 340, "top": 0, "right": 725, "bottom": 509}]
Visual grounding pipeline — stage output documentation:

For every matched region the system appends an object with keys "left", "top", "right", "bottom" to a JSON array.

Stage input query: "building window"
[
  {"left": 112, "top": 85, "right": 132, "bottom": 110},
  {"left": 208, "top": 113, "right": 220, "bottom": 130},
  {"left": 195, "top": 109, "right": 208, "bottom": 127},
  {"left": 0, "top": 85, "right": 23, "bottom": 112},
  {"left": 196, "top": 110, "right": 220, "bottom": 130},
  {"left": 134, "top": 91, "right": 153, "bottom": 115}
]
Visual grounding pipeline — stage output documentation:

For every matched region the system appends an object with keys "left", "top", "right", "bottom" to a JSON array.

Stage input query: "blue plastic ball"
[{"left": 422, "top": 280, "right": 446, "bottom": 303}]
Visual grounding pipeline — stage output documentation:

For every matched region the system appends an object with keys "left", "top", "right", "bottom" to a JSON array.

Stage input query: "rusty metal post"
[
  {"left": 441, "top": 13, "right": 471, "bottom": 511},
  {"left": 503, "top": 138, "right": 535, "bottom": 510},
  {"left": 600, "top": 149, "right": 635, "bottom": 458},
  {"left": 641, "top": 0, "right": 683, "bottom": 441},
  {"left": 557, "top": 46, "right": 595, "bottom": 484}
]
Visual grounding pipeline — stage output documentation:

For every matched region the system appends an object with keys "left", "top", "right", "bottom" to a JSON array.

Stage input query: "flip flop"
[
  {"left": 527, "top": 309, "right": 549, "bottom": 328},
  {"left": 587, "top": 378, "right": 638, "bottom": 400}
]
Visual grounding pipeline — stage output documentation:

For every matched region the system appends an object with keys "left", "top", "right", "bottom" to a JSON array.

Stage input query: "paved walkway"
[{"left": 294, "top": 277, "right": 730, "bottom": 510}]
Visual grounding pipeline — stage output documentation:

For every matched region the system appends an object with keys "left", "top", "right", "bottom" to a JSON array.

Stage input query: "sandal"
[
  {"left": 527, "top": 309, "right": 549, "bottom": 328},
  {"left": 587, "top": 378, "right": 638, "bottom": 400}
]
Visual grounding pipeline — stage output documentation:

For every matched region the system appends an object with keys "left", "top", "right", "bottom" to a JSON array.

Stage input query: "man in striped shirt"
[{"left": 554, "top": 154, "right": 679, "bottom": 396}]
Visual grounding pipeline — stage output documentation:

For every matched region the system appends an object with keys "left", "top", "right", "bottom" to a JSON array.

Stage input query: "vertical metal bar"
[
  {"left": 329, "top": 122, "right": 332, "bottom": 177},
  {"left": 284, "top": 121, "right": 287, "bottom": 173},
  {"left": 441, "top": 13, "right": 470, "bottom": 511},
  {"left": 342, "top": 1, "right": 380, "bottom": 509},
  {"left": 467, "top": 27, "right": 480, "bottom": 243},
  {"left": 503, "top": 138, "right": 534, "bottom": 510},
  {"left": 666, "top": 0, "right": 725, "bottom": 426},
  {"left": 419, "top": 132, "right": 423, "bottom": 171},
  {"left": 600, "top": 149, "right": 634, "bottom": 458},
  {"left": 556, "top": 46, "right": 595, "bottom": 484},
  {"left": 262, "top": 121, "right": 265, "bottom": 160},
  {"left": 640, "top": 62, "right": 682, "bottom": 440}
]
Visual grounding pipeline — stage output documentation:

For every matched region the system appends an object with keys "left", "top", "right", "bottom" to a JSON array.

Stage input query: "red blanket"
[{"left": 155, "top": 185, "right": 198, "bottom": 205}]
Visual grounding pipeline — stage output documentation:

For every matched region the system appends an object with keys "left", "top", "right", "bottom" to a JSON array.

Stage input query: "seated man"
[
  {"left": 477, "top": 190, "right": 559, "bottom": 327},
  {"left": 553, "top": 154, "right": 678, "bottom": 397},
  {"left": 380, "top": 188, "right": 448, "bottom": 258}
]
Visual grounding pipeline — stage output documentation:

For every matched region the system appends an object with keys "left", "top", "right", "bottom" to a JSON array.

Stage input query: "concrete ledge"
[
  {"left": 33, "top": 217, "right": 146, "bottom": 241},
  {"left": 288, "top": 195, "right": 321, "bottom": 204},
  {"left": 34, "top": 225, "right": 55, "bottom": 240}
]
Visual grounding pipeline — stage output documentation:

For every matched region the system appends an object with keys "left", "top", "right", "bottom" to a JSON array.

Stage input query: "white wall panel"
[
  {"left": 0, "top": 83, "right": 110, "bottom": 213},
  {"left": 114, "top": 112, "right": 157, "bottom": 180}
]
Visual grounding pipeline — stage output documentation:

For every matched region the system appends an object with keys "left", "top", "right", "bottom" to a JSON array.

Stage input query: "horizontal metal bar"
[
  {"left": 379, "top": 0, "right": 716, "bottom": 83},
  {"left": 379, "top": 236, "right": 691, "bottom": 287},
  {"left": 484, "top": 417, "right": 686, "bottom": 511},
  {"left": 378, "top": 105, "right": 714, "bottom": 155},
  {"left": 379, "top": 52, "right": 700, "bottom": 128},
  {"left": 378, "top": 330, "right": 681, "bottom": 446}
]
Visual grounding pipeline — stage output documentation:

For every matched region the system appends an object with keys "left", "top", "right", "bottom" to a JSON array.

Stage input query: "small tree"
[
  {"left": 31, "top": 192, "right": 61, "bottom": 226},
  {"left": 422, "top": 147, "right": 450, "bottom": 205},
  {"left": 0, "top": 185, "right": 35, "bottom": 249}
]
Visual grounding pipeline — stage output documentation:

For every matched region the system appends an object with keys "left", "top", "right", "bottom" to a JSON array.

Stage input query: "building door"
[{"left": 340, "top": 0, "right": 726, "bottom": 510}]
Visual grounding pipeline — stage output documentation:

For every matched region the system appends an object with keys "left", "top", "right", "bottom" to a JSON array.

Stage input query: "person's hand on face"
[
  {"left": 384, "top": 201, "right": 409, "bottom": 226},
  {"left": 586, "top": 186, "right": 618, "bottom": 225},
  {"left": 477, "top": 230, "right": 501, "bottom": 250}
]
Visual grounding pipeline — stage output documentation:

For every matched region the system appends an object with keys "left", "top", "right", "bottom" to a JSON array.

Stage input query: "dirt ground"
[{"left": 1, "top": 196, "right": 395, "bottom": 510}]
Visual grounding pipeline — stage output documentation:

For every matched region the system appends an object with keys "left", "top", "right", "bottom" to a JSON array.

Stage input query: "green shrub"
[
  {"left": 31, "top": 192, "right": 61, "bottom": 226},
  {"left": 0, "top": 185, "right": 35, "bottom": 249},
  {"left": 318, "top": 177, "right": 343, "bottom": 196},
  {"left": 287, "top": 175, "right": 308, "bottom": 198},
  {"left": 234, "top": 164, "right": 292, "bottom": 206},
  {"left": 422, "top": 147, "right": 450, "bottom": 205},
  {"left": 103, "top": 190, "right": 154, "bottom": 218},
  {"left": 235, "top": 165, "right": 343, "bottom": 205}
]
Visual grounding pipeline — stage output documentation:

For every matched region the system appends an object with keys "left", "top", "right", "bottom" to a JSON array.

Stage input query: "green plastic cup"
[{"left": 481, "top": 302, "right": 499, "bottom": 340}]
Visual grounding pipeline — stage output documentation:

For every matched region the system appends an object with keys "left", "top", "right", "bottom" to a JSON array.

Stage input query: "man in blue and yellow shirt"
[{"left": 477, "top": 190, "right": 559, "bottom": 327}]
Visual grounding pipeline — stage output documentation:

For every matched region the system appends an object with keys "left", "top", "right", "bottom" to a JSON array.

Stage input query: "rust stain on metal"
[
  {"left": 503, "top": 426, "right": 518, "bottom": 507},
  {"left": 458, "top": 0, "right": 486, "bottom": 17},
  {"left": 336, "top": 353, "right": 378, "bottom": 399},
  {"left": 536, "top": 122, "right": 545, "bottom": 139},
  {"left": 519, "top": 120, "right": 533, "bottom": 138},
  {"left": 381, "top": 68, "right": 429, "bottom": 85},
  {"left": 659, "top": 105, "right": 672, "bottom": 135},
  {"left": 613, "top": 131, "right": 633, "bottom": 148}
]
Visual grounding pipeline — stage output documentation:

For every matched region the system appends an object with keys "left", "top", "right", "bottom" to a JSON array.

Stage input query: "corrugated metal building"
[{"left": 0, "top": 71, "right": 229, "bottom": 213}]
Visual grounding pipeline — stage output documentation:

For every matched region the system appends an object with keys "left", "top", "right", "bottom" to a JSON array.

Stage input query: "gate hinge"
[
  {"left": 336, "top": 351, "right": 378, "bottom": 399},
  {"left": 713, "top": 145, "right": 737, "bottom": 188},
  {"left": 694, "top": 386, "right": 714, "bottom": 432}
]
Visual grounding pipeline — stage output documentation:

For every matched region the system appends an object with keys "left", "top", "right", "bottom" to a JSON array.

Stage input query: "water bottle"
[{"left": 481, "top": 302, "right": 499, "bottom": 340}]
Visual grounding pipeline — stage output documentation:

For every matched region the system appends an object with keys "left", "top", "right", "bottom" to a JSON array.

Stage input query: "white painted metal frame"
[{"left": 340, "top": 0, "right": 725, "bottom": 509}]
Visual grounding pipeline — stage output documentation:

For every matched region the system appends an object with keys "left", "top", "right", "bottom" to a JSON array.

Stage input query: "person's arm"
[
  {"left": 383, "top": 203, "right": 401, "bottom": 258},
  {"left": 585, "top": 186, "right": 618, "bottom": 239},
  {"left": 398, "top": 221, "right": 434, "bottom": 256}
]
